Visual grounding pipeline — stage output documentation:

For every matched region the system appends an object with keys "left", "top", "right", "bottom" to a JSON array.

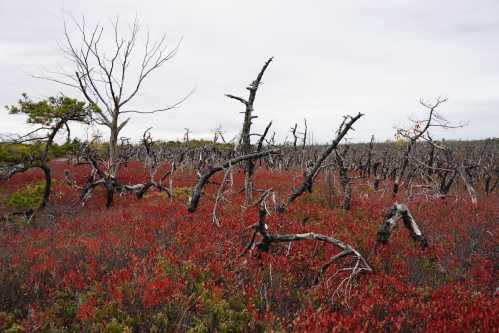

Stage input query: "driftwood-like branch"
[
  {"left": 257, "top": 121, "right": 273, "bottom": 152},
  {"left": 241, "top": 195, "right": 372, "bottom": 288},
  {"left": 187, "top": 149, "right": 280, "bottom": 212},
  {"left": 290, "top": 123, "right": 298, "bottom": 150},
  {"left": 281, "top": 112, "right": 363, "bottom": 210},
  {"left": 376, "top": 203, "right": 429, "bottom": 247},
  {"left": 212, "top": 164, "right": 233, "bottom": 227},
  {"left": 458, "top": 165, "right": 478, "bottom": 205}
]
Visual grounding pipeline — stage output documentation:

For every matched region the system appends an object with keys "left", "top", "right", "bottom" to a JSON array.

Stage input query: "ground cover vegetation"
[{"left": 0, "top": 17, "right": 497, "bottom": 332}]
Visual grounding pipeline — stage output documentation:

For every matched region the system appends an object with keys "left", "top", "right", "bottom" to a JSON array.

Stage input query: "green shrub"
[
  {"left": 5, "top": 181, "right": 47, "bottom": 212},
  {"left": 172, "top": 187, "right": 192, "bottom": 200},
  {"left": 188, "top": 286, "right": 253, "bottom": 333},
  {"left": 0, "top": 143, "right": 44, "bottom": 164},
  {"left": 0, "top": 141, "right": 80, "bottom": 166}
]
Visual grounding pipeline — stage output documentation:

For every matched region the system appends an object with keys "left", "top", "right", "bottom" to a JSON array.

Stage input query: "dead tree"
[
  {"left": 335, "top": 147, "right": 352, "bottom": 210},
  {"left": 212, "top": 164, "right": 233, "bottom": 227},
  {"left": 281, "top": 113, "right": 363, "bottom": 211},
  {"left": 241, "top": 191, "right": 372, "bottom": 292},
  {"left": 426, "top": 134, "right": 436, "bottom": 178},
  {"left": 376, "top": 203, "right": 429, "bottom": 248},
  {"left": 407, "top": 136, "right": 482, "bottom": 203},
  {"left": 290, "top": 123, "right": 299, "bottom": 151},
  {"left": 392, "top": 97, "right": 464, "bottom": 197},
  {"left": 187, "top": 149, "right": 280, "bottom": 212},
  {"left": 226, "top": 57, "right": 273, "bottom": 203},
  {"left": 124, "top": 128, "right": 176, "bottom": 199},
  {"left": 37, "top": 15, "right": 192, "bottom": 205},
  {"left": 432, "top": 146, "right": 458, "bottom": 197},
  {"left": 288, "top": 119, "right": 308, "bottom": 167},
  {"left": 458, "top": 165, "right": 478, "bottom": 205},
  {"left": 482, "top": 142, "right": 498, "bottom": 195},
  {"left": 301, "top": 118, "right": 308, "bottom": 150},
  {"left": 71, "top": 129, "right": 187, "bottom": 207},
  {"left": 372, "top": 150, "right": 389, "bottom": 191},
  {"left": 362, "top": 135, "right": 375, "bottom": 178}
]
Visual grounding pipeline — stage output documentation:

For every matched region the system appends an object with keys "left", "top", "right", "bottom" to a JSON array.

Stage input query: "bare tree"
[
  {"left": 226, "top": 57, "right": 273, "bottom": 203},
  {"left": 392, "top": 97, "right": 464, "bottom": 196},
  {"left": 184, "top": 128, "right": 191, "bottom": 142},
  {"left": 301, "top": 118, "right": 308, "bottom": 150},
  {"left": 362, "top": 134, "right": 375, "bottom": 178},
  {"left": 37, "top": 15, "right": 192, "bottom": 179},
  {"left": 335, "top": 147, "right": 352, "bottom": 210},
  {"left": 281, "top": 113, "right": 363, "bottom": 210}
]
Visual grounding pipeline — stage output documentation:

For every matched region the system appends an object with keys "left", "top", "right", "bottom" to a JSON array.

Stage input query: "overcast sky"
[{"left": 1, "top": 0, "right": 498, "bottom": 143}]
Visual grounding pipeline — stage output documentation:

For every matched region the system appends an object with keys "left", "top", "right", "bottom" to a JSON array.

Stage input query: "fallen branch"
[
  {"left": 376, "top": 203, "right": 429, "bottom": 248},
  {"left": 212, "top": 163, "right": 233, "bottom": 226},
  {"left": 187, "top": 149, "right": 280, "bottom": 212},
  {"left": 241, "top": 192, "right": 372, "bottom": 289}
]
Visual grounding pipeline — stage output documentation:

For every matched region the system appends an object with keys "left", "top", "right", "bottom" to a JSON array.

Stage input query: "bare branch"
[
  {"left": 187, "top": 149, "right": 280, "bottom": 213},
  {"left": 282, "top": 112, "right": 363, "bottom": 210},
  {"left": 121, "top": 87, "right": 195, "bottom": 114},
  {"left": 225, "top": 94, "right": 248, "bottom": 106}
]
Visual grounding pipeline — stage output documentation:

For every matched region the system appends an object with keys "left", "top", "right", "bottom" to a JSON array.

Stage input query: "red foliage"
[{"left": 0, "top": 160, "right": 497, "bottom": 332}]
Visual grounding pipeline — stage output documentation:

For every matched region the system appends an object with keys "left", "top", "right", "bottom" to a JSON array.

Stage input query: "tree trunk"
[
  {"left": 336, "top": 150, "right": 351, "bottom": 210},
  {"left": 226, "top": 58, "right": 273, "bottom": 204},
  {"left": 40, "top": 163, "right": 51, "bottom": 208},
  {"left": 108, "top": 117, "right": 120, "bottom": 178}
]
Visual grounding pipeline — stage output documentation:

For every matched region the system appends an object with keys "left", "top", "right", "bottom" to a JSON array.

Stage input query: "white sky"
[{"left": 1, "top": 0, "right": 498, "bottom": 143}]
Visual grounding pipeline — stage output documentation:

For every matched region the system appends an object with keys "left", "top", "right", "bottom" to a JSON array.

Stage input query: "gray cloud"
[{"left": 1, "top": 0, "right": 498, "bottom": 143}]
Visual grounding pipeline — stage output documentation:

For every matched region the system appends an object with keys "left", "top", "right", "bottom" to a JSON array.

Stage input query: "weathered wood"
[
  {"left": 377, "top": 203, "right": 428, "bottom": 247},
  {"left": 226, "top": 57, "right": 273, "bottom": 203},
  {"left": 187, "top": 149, "right": 280, "bottom": 212},
  {"left": 241, "top": 195, "right": 372, "bottom": 286},
  {"left": 281, "top": 112, "right": 363, "bottom": 211}
]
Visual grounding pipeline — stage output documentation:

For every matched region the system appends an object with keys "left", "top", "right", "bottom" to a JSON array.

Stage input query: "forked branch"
[
  {"left": 187, "top": 149, "right": 280, "bottom": 212},
  {"left": 376, "top": 203, "right": 429, "bottom": 248},
  {"left": 241, "top": 192, "right": 372, "bottom": 287},
  {"left": 281, "top": 112, "right": 363, "bottom": 210}
]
